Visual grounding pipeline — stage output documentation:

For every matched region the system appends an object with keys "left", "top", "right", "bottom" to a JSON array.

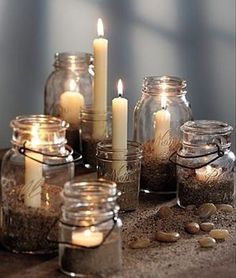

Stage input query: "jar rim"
[
  {"left": 63, "top": 179, "right": 118, "bottom": 203},
  {"left": 181, "top": 120, "right": 233, "bottom": 135},
  {"left": 96, "top": 140, "right": 143, "bottom": 160},
  {"left": 55, "top": 52, "right": 93, "bottom": 64},
  {"left": 142, "top": 75, "right": 187, "bottom": 95},
  {"left": 11, "top": 115, "right": 69, "bottom": 131}
]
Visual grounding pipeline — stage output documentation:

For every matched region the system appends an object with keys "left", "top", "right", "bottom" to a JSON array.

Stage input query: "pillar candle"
[
  {"left": 24, "top": 124, "right": 43, "bottom": 208},
  {"left": 60, "top": 80, "right": 85, "bottom": 128},
  {"left": 154, "top": 94, "right": 171, "bottom": 159},
  {"left": 92, "top": 18, "right": 108, "bottom": 140}
]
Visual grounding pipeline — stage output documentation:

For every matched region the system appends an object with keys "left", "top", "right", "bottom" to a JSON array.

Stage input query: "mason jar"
[
  {"left": 59, "top": 179, "right": 122, "bottom": 277},
  {"left": 44, "top": 52, "right": 93, "bottom": 153},
  {"left": 133, "top": 76, "right": 192, "bottom": 195},
  {"left": 80, "top": 107, "right": 112, "bottom": 168},
  {"left": 176, "top": 120, "right": 235, "bottom": 207},
  {"left": 96, "top": 140, "right": 142, "bottom": 212},
  {"left": 0, "top": 115, "right": 77, "bottom": 254}
]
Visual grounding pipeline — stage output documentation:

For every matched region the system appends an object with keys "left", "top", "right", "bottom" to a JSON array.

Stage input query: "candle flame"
[
  {"left": 31, "top": 123, "right": 40, "bottom": 148},
  {"left": 97, "top": 18, "right": 104, "bottom": 37},
  {"left": 68, "top": 79, "right": 77, "bottom": 91},
  {"left": 117, "top": 79, "right": 123, "bottom": 97},
  {"left": 161, "top": 94, "right": 167, "bottom": 109}
]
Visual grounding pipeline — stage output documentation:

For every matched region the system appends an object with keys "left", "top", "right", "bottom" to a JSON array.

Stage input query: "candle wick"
[
  {"left": 98, "top": 35, "right": 103, "bottom": 38},
  {"left": 162, "top": 105, "right": 166, "bottom": 110},
  {"left": 118, "top": 93, "right": 122, "bottom": 97}
]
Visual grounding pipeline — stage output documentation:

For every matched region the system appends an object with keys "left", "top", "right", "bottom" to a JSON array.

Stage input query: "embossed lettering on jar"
[{"left": 133, "top": 76, "right": 192, "bottom": 194}]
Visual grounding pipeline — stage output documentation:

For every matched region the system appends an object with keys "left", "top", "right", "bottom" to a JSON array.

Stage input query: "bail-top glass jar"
[
  {"left": 1, "top": 115, "right": 76, "bottom": 254},
  {"left": 133, "top": 76, "right": 192, "bottom": 194},
  {"left": 59, "top": 179, "right": 122, "bottom": 277},
  {"left": 44, "top": 52, "right": 93, "bottom": 153},
  {"left": 176, "top": 120, "right": 235, "bottom": 207}
]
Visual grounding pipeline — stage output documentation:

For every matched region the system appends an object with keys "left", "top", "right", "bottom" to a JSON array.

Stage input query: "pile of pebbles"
[{"left": 128, "top": 203, "right": 234, "bottom": 249}]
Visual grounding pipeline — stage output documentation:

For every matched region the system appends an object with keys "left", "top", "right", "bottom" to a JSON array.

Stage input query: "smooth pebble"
[
  {"left": 158, "top": 206, "right": 173, "bottom": 219},
  {"left": 129, "top": 238, "right": 151, "bottom": 249},
  {"left": 197, "top": 203, "right": 217, "bottom": 218},
  {"left": 200, "top": 222, "right": 215, "bottom": 232},
  {"left": 185, "top": 222, "right": 200, "bottom": 234},
  {"left": 198, "top": 237, "right": 216, "bottom": 248},
  {"left": 216, "top": 204, "right": 234, "bottom": 213},
  {"left": 209, "top": 229, "right": 229, "bottom": 240},
  {"left": 155, "top": 231, "right": 180, "bottom": 242}
]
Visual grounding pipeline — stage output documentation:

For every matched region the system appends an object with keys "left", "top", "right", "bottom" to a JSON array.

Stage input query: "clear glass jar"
[
  {"left": 44, "top": 52, "right": 93, "bottom": 153},
  {"left": 59, "top": 179, "right": 122, "bottom": 277},
  {"left": 1, "top": 115, "right": 76, "bottom": 254},
  {"left": 176, "top": 120, "right": 235, "bottom": 207},
  {"left": 80, "top": 107, "right": 112, "bottom": 168},
  {"left": 96, "top": 140, "right": 142, "bottom": 212},
  {"left": 133, "top": 76, "right": 192, "bottom": 194}
]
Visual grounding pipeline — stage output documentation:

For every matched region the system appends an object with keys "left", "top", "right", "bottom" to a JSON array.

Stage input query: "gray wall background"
[{"left": 0, "top": 0, "right": 235, "bottom": 150}]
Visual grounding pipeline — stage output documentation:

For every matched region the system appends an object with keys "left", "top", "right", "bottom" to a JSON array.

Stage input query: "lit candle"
[
  {"left": 112, "top": 79, "right": 128, "bottom": 176},
  {"left": 24, "top": 124, "right": 43, "bottom": 208},
  {"left": 92, "top": 18, "right": 108, "bottom": 140},
  {"left": 93, "top": 18, "right": 108, "bottom": 112},
  {"left": 60, "top": 80, "right": 85, "bottom": 128},
  {"left": 112, "top": 79, "right": 128, "bottom": 150},
  {"left": 154, "top": 90, "right": 171, "bottom": 159},
  {"left": 196, "top": 165, "right": 222, "bottom": 182},
  {"left": 72, "top": 229, "right": 103, "bottom": 248}
]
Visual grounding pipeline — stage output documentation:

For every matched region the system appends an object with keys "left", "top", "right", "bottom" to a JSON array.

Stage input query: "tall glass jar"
[
  {"left": 80, "top": 107, "right": 112, "bottom": 168},
  {"left": 1, "top": 115, "right": 76, "bottom": 254},
  {"left": 59, "top": 179, "right": 122, "bottom": 277},
  {"left": 133, "top": 76, "right": 192, "bottom": 195},
  {"left": 44, "top": 52, "right": 93, "bottom": 153},
  {"left": 176, "top": 120, "right": 235, "bottom": 207}
]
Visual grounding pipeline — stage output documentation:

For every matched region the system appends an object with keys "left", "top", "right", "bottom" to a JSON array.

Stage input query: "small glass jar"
[
  {"left": 44, "top": 52, "right": 93, "bottom": 153},
  {"left": 80, "top": 107, "right": 112, "bottom": 168},
  {"left": 59, "top": 179, "right": 122, "bottom": 277},
  {"left": 96, "top": 140, "right": 142, "bottom": 212},
  {"left": 1, "top": 115, "right": 76, "bottom": 254},
  {"left": 176, "top": 120, "right": 235, "bottom": 207},
  {"left": 133, "top": 76, "right": 192, "bottom": 194}
]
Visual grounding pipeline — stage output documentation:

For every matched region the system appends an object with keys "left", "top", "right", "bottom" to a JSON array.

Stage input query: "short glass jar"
[
  {"left": 80, "top": 107, "right": 112, "bottom": 168},
  {"left": 44, "top": 52, "right": 93, "bottom": 153},
  {"left": 1, "top": 115, "right": 76, "bottom": 254},
  {"left": 59, "top": 179, "right": 122, "bottom": 277},
  {"left": 176, "top": 120, "right": 235, "bottom": 207},
  {"left": 96, "top": 140, "right": 142, "bottom": 212},
  {"left": 133, "top": 76, "right": 192, "bottom": 194}
]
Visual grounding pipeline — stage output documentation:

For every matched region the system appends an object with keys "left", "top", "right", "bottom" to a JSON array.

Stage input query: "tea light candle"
[
  {"left": 93, "top": 18, "right": 108, "bottom": 112},
  {"left": 24, "top": 123, "right": 43, "bottom": 208},
  {"left": 72, "top": 229, "right": 103, "bottom": 248},
  {"left": 196, "top": 165, "right": 222, "bottom": 182},
  {"left": 154, "top": 92, "right": 171, "bottom": 159},
  {"left": 60, "top": 80, "right": 85, "bottom": 128}
]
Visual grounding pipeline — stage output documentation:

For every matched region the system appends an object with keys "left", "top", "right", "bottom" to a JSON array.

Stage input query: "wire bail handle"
[
  {"left": 169, "top": 143, "right": 225, "bottom": 170},
  {"left": 18, "top": 141, "right": 82, "bottom": 166},
  {"left": 46, "top": 211, "right": 118, "bottom": 249}
]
